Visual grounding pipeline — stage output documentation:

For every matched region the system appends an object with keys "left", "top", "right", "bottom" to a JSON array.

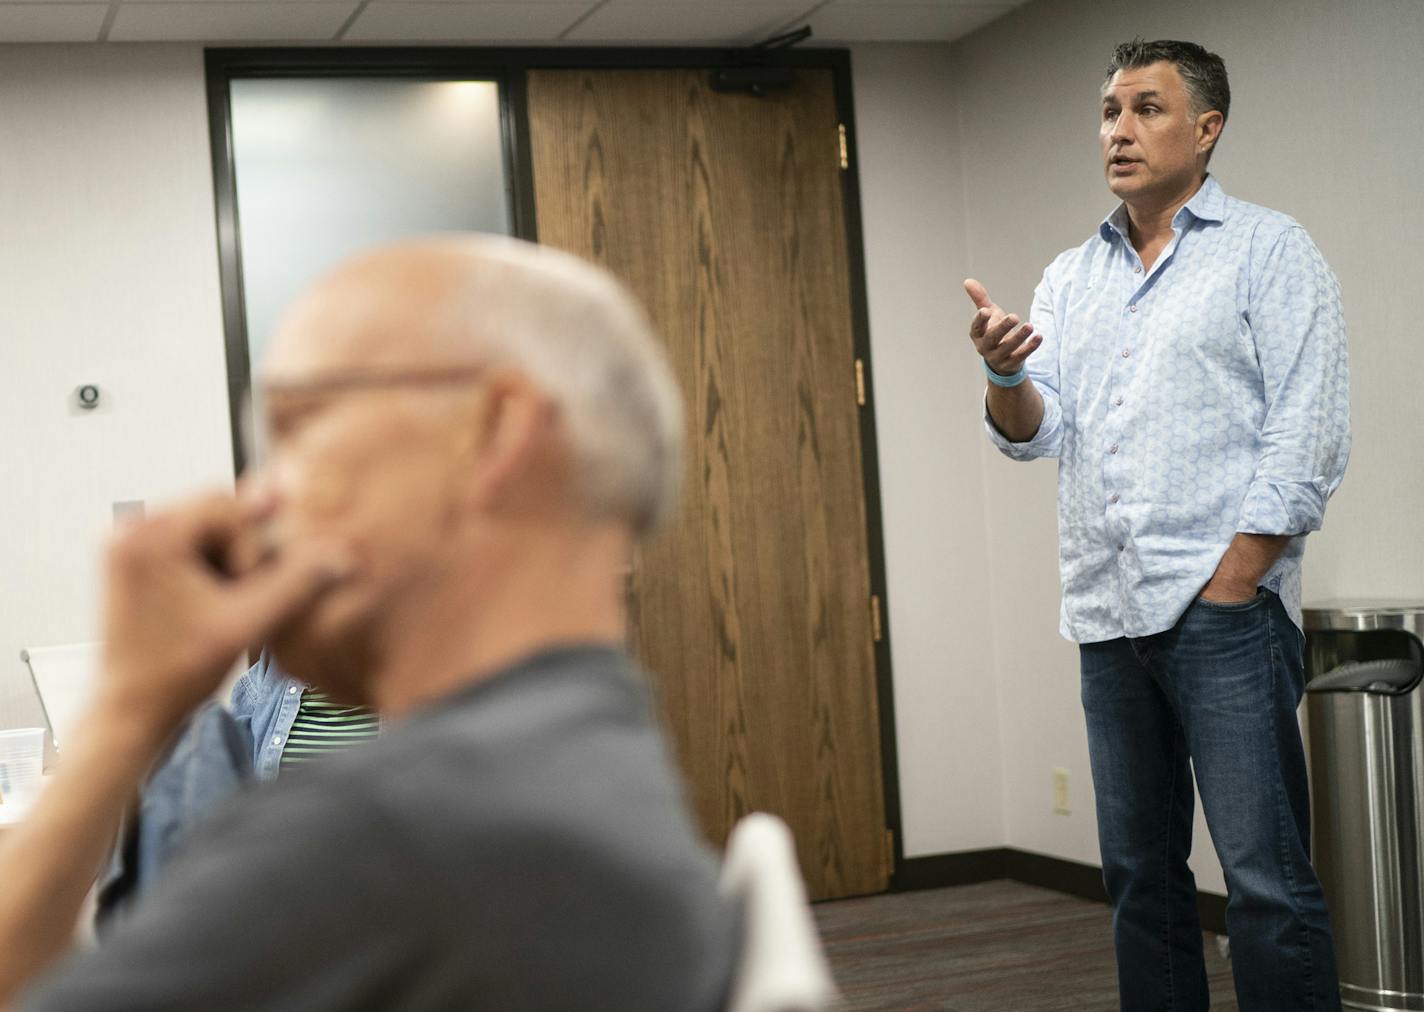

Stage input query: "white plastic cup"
[{"left": 0, "top": 727, "right": 46, "bottom": 812}]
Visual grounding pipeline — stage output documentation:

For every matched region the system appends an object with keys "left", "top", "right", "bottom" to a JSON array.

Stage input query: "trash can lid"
[
  {"left": 1303, "top": 600, "right": 1424, "bottom": 636},
  {"left": 1306, "top": 658, "right": 1423, "bottom": 695}
]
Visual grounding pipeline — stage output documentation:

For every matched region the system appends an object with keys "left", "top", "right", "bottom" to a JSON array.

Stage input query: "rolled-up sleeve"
[
  {"left": 983, "top": 268, "right": 1064, "bottom": 461},
  {"left": 1237, "top": 226, "right": 1351, "bottom": 536}
]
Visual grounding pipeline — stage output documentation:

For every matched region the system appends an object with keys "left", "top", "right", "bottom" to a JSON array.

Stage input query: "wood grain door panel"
[{"left": 528, "top": 68, "right": 886, "bottom": 899}]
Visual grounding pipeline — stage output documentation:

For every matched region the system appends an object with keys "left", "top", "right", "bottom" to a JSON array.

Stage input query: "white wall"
[
  {"left": 850, "top": 44, "right": 1004, "bottom": 857},
  {"left": 0, "top": 45, "right": 232, "bottom": 734},
  {"left": 949, "top": 0, "right": 1424, "bottom": 892}
]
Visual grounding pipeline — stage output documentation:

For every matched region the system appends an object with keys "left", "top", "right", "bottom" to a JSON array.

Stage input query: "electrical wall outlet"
[{"left": 1052, "top": 767, "right": 1071, "bottom": 815}]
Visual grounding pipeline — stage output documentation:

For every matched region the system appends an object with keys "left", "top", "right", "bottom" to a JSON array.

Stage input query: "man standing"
[
  {"left": 0, "top": 237, "right": 738, "bottom": 1009},
  {"left": 965, "top": 40, "right": 1348, "bottom": 1011}
]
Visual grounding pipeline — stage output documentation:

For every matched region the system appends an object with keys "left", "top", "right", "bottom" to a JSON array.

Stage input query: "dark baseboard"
[
  {"left": 889, "top": 848, "right": 1009, "bottom": 892},
  {"left": 893, "top": 847, "right": 1228, "bottom": 936},
  {"left": 1001, "top": 848, "right": 1107, "bottom": 903}
]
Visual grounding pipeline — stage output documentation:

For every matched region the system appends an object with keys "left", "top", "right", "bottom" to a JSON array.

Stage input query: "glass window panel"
[{"left": 229, "top": 78, "right": 511, "bottom": 462}]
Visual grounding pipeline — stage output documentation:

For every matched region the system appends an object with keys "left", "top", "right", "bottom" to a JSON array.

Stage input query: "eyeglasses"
[
  {"left": 239, "top": 364, "right": 490, "bottom": 470},
  {"left": 259, "top": 364, "right": 489, "bottom": 397}
]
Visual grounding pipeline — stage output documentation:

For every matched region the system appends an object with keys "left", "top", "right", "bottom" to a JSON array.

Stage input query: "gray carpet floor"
[{"left": 813, "top": 880, "right": 1237, "bottom": 1011}]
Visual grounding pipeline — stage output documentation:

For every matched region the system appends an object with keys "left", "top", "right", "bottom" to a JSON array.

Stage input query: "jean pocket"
[{"left": 1195, "top": 589, "right": 1268, "bottom": 613}]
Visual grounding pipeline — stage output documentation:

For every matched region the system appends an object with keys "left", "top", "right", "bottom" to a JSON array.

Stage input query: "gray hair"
[{"left": 440, "top": 237, "right": 684, "bottom": 536}]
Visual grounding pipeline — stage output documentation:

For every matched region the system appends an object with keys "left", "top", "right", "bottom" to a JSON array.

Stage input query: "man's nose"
[{"left": 1109, "top": 111, "right": 1134, "bottom": 146}]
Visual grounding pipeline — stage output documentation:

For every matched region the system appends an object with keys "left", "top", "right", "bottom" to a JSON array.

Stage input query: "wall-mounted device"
[
  {"left": 74, "top": 385, "right": 101, "bottom": 411},
  {"left": 709, "top": 26, "right": 810, "bottom": 97}
]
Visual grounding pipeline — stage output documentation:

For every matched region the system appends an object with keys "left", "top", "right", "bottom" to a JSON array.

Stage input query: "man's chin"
[
  {"left": 268, "top": 605, "right": 373, "bottom": 704},
  {"left": 1106, "top": 175, "right": 1138, "bottom": 200}
]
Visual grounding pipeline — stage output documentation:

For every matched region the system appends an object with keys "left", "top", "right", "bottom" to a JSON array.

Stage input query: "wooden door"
[{"left": 528, "top": 68, "right": 887, "bottom": 899}]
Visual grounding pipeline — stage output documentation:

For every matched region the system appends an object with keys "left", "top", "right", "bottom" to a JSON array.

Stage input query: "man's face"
[
  {"left": 1100, "top": 61, "right": 1207, "bottom": 204},
  {"left": 256, "top": 304, "right": 481, "bottom": 697}
]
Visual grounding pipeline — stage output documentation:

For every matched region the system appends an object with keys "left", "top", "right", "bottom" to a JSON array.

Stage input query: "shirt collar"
[{"left": 1098, "top": 174, "right": 1226, "bottom": 243}]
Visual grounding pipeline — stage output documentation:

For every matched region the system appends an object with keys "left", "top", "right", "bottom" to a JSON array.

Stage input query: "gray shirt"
[{"left": 23, "top": 646, "right": 739, "bottom": 1011}]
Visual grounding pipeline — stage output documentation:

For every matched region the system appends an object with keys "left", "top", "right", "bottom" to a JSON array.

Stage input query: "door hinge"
[
  {"left": 837, "top": 123, "right": 849, "bottom": 170},
  {"left": 870, "top": 593, "right": 883, "bottom": 643},
  {"left": 884, "top": 828, "right": 896, "bottom": 872},
  {"left": 854, "top": 358, "right": 866, "bottom": 406}
]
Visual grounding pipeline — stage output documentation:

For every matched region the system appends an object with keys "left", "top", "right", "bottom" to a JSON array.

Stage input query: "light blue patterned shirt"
[{"left": 985, "top": 176, "right": 1350, "bottom": 643}]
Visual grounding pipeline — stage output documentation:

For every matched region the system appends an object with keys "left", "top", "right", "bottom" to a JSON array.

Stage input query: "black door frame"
[{"left": 206, "top": 44, "right": 907, "bottom": 882}]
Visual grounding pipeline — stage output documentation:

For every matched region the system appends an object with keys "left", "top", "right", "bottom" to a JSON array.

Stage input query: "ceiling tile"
[
  {"left": 823, "top": 0, "right": 1014, "bottom": 6},
  {"left": 108, "top": 2, "right": 358, "bottom": 42},
  {"left": 804, "top": 3, "right": 1013, "bottom": 42},
  {"left": 371, "top": 0, "right": 593, "bottom": 5},
  {"left": 0, "top": 4, "right": 107, "bottom": 43},
  {"left": 346, "top": 3, "right": 592, "bottom": 41},
  {"left": 567, "top": 2, "right": 811, "bottom": 43}
]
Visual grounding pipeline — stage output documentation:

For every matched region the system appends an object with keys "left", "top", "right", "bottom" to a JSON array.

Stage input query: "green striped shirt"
[{"left": 279, "top": 689, "right": 380, "bottom": 771}]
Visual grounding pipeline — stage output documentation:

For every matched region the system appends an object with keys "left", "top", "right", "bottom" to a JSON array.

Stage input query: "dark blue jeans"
[{"left": 1080, "top": 590, "right": 1340, "bottom": 1011}]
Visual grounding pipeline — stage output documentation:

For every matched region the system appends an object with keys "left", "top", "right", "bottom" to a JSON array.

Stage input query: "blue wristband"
[{"left": 983, "top": 360, "right": 1028, "bottom": 388}]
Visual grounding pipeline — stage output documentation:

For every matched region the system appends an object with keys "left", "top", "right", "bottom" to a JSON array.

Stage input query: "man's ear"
[
  {"left": 465, "top": 371, "right": 558, "bottom": 513},
  {"left": 1196, "top": 109, "right": 1224, "bottom": 155}
]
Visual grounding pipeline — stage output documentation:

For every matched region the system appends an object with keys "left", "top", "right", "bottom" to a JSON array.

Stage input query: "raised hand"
[
  {"left": 98, "top": 487, "right": 353, "bottom": 736},
  {"left": 964, "top": 278, "right": 1043, "bottom": 377}
]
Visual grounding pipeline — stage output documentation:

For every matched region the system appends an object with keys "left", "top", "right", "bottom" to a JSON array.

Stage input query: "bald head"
[{"left": 263, "top": 236, "right": 684, "bottom": 534}]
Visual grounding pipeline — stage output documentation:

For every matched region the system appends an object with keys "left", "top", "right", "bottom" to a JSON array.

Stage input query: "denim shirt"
[
  {"left": 231, "top": 654, "right": 306, "bottom": 781},
  {"left": 97, "top": 655, "right": 304, "bottom": 924}
]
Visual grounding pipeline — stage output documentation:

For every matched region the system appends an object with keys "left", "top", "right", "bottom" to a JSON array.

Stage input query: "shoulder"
[
  {"left": 1205, "top": 190, "right": 1337, "bottom": 292},
  {"left": 1221, "top": 191, "right": 1299, "bottom": 232},
  {"left": 1220, "top": 199, "right": 1336, "bottom": 291},
  {"left": 319, "top": 663, "right": 711, "bottom": 883},
  {"left": 1220, "top": 193, "right": 1313, "bottom": 253}
]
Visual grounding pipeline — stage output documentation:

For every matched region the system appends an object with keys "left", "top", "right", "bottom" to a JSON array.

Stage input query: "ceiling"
[{"left": 0, "top": 0, "right": 1029, "bottom": 45}]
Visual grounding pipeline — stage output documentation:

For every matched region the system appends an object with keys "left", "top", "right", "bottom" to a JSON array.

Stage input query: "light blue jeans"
[{"left": 1080, "top": 589, "right": 1340, "bottom": 1011}]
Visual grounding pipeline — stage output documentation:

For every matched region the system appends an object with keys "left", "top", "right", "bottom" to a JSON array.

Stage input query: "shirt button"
[
  {"left": 1128, "top": 304, "right": 1138, "bottom": 313},
  {"left": 272, "top": 736, "right": 283, "bottom": 746},
  {"left": 1109, "top": 493, "right": 1120, "bottom": 503},
  {"left": 1133, "top": 266, "right": 1142, "bottom": 274},
  {"left": 288, "top": 686, "right": 298, "bottom": 695},
  {"left": 1109, "top": 444, "right": 1119, "bottom": 454},
  {"left": 1118, "top": 544, "right": 1125, "bottom": 552},
  {"left": 1115, "top": 396, "right": 1124, "bottom": 406},
  {"left": 1121, "top": 349, "right": 1131, "bottom": 358}
]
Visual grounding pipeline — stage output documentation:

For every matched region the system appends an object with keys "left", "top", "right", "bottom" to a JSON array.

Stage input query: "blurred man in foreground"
[{"left": 0, "top": 237, "right": 738, "bottom": 1010}]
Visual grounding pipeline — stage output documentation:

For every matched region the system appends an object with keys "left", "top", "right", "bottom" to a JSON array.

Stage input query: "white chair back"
[
  {"left": 719, "top": 813, "right": 839, "bottom": 1012},
  {"left": 20, "top": 642, "right": 100, "bottom": 752}
]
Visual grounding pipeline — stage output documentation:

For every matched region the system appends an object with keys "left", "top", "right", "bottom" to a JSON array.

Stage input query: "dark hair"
[{"left": 1106, "top": 39, "right": 1231, "bottom": 125}]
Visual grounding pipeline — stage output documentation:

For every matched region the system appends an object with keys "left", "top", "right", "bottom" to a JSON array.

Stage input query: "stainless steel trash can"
[{"left": 1304, "top": 602, "right": 1424, "bottom": 1012}]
